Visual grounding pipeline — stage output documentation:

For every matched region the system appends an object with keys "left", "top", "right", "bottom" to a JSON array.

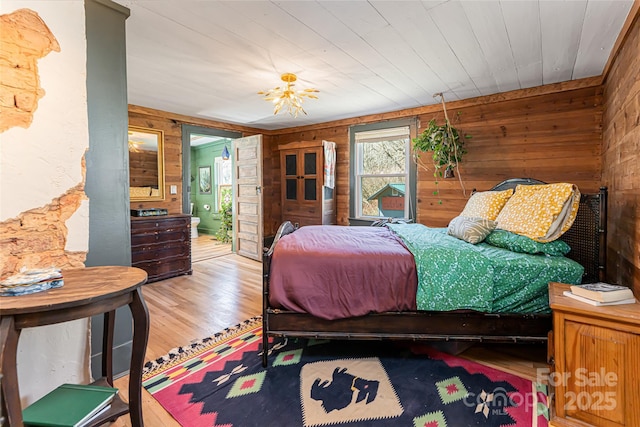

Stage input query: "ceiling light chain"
[{"left": 258, "top": 73, "right": 319, "bottom": 118}]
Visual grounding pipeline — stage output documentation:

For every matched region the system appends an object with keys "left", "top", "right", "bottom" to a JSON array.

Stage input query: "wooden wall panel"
[
  {"left": 129, "top": 150, "right": 159, "bottom": 187},
  {"left": 127, "top": 105, "right": 264, "bottom": 215},
  {"left": 417, "top": 86, "right": 603, "bottom": 226},
  {"left": 602, "top": 7, "right": 640, "bottom": 295},
  {"left": 271, "top": 84, "right": 603, "bottom": 229},
  {"left": 261, "top": 133, "right": 280, "bottom": 237}
]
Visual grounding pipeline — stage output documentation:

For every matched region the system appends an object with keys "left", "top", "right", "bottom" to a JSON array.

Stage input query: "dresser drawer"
[
  {"left": 130, "top": 214, "right": 192, "bottom": 282},
  {"left": 131, "top": 217, "right": 190, "bottom": 233},
  {"left": 131, "top": 241, "right": 190, "bottom": 263},
  {"left": 132, "top": 256, "right": 191, "bottom": 282},
  {"left": 131, "top": 228, "right": 189, "bottom": 246}
]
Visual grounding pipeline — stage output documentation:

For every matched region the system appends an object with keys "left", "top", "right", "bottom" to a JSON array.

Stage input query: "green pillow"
[
  {"left": 484, "top": 230, "right": 571, "bottom": 256},
  {"left": 447, "top": 216, "right": 497, "bottom": 244}
]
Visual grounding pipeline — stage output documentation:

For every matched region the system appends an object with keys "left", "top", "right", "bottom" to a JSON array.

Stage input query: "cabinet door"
[
  {"left": 281, "top": 148, "right": 322, "bottom": 204},
  {"left": 282, "top": 151, "right": 299, "bottom": 202},
  {"left": 299, "top": 148, "right": 322, "bottom": 204},
  {"left": 281, "top": 146, "right": 326, "bottom": 226},
  {"left": 556, "top": 319, "right": 640, "bottom": 426}
]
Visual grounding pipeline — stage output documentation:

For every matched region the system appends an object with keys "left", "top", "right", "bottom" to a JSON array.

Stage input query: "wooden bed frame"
[{"left": 262, "top": 178, "right": 607, "bottom": 366}]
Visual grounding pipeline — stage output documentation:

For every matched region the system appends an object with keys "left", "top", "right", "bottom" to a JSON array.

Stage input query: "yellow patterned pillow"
[
  {"left": 495, "top": 183, "right": 581, "bottom": 242},
  {"left": 459, "top": 189, "right": 514, "bottom": 221}
]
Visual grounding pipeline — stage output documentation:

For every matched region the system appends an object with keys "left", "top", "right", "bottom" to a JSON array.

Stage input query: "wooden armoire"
[{"left": 279, "top": 141, "right": 336, "bottom": 227}]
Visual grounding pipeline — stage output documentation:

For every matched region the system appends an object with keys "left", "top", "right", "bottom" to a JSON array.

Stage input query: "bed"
[{"left": 261, "top": 178, "right": 607, "bottom": 366}]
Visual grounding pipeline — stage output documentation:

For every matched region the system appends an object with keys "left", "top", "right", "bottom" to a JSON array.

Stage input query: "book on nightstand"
[
  {"left": 570, "top": 282, "right": 634, "bottom": 302},
  {"left": 563, "top": 290, "right": 637, "bottom": 307},
  {"left": 22, "top": 383, "right": 118, "bottom": 427}
]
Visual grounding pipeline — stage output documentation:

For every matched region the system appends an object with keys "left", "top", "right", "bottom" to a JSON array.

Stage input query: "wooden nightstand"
[{"left": 548, "top": 282, "right": 640, "bottom": 427}]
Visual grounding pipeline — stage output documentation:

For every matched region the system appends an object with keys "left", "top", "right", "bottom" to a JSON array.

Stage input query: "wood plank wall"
[
  {"left": 602, "top": 5, "right": 640, "bottom": 295},
  {"left": 268, "top": 80, "right": 603, "bottom": 233},
  {"left": 127, "top": 105, "right": 265, "bottom": 215},
  {"left": 129, "top": 150, "right": 159, "bottom": 187}
]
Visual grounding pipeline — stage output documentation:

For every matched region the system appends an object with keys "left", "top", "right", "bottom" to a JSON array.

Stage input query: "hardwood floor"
[
  {"left": 112, "top": 253, "right": 262, "bottom": 427},
  {"left": 111, "top": 253, "right": 548, "bottom": 426},
  {"left": 190, "top": 233, "right": 232, "bottom": 262}
]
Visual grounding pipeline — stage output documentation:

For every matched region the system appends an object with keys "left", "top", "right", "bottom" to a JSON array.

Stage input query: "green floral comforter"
[{"left": 387, "top": 223, "right": 584, "bottom": 314}]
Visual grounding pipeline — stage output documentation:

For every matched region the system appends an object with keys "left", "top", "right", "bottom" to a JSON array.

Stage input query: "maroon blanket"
[{"left": 269, "top": 225, "right": 418, "bottom": 320}]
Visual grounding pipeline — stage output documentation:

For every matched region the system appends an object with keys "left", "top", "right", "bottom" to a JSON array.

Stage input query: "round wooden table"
[{"left": 0, "top": 266, "right": 149, "bottom": 427}]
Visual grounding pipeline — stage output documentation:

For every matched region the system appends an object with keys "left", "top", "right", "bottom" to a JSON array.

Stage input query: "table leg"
[
  {"left": 102, "top": 311, "right": 116, "bottom": 385},
  {"left": 128, "top": 288, "right": 149, "bottom": 427},
  {"left": 0, "top": 316, "right": 22, "bottom": 427}
]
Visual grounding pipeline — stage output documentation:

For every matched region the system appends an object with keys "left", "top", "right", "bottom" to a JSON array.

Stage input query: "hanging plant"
[{"left": 412, "top": 93, "right": 471, "bottom": 203}]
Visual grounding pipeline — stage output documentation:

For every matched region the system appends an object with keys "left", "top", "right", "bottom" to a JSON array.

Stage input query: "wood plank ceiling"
[{"left": 115, "top": 0, "right": 633, "bottom": 130}]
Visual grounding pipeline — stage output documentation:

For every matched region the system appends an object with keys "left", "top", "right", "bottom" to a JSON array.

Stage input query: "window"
[
  {"left": 350, "top": 123, "right": 415, "bottom": 220},
  {"left": 215, "top": 156, "right": 232, "bottom": 211}
]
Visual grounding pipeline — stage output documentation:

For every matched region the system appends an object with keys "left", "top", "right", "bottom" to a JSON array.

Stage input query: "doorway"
[{"left": 181, "top": 125, "right": 240, "bottom": 259}]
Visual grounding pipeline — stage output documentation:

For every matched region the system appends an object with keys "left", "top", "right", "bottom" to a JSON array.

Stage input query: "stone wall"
[
  {"left": 0, "top": 184, "right": 87, "bottom": 277},
  {"left": 0, "top": 8, "right": 59, "bottom": 132},
  {"left": 1, "top": 7, "right": 88, "bottom": 277},
  {"left": 0, "top": 3, "right": 91, "bottom": 406}
]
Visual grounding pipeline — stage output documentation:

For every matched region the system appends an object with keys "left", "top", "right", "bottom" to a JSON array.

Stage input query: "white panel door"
[{"left": 233, "top": 135, "right": 263, "bottom": 261}]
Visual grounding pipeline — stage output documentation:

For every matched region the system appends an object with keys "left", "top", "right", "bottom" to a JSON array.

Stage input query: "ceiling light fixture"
[
  {"left": 128, "top": 132, "right": 142, "bottom": 152},
  {"left": 258, "top": 73, "right": 319, "bottom": 117},
  {"left": 128, "top": 140, "right": 141, "bottom": 152}
]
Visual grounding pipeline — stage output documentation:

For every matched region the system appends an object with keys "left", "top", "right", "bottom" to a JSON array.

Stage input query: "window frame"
[{"left": 349, "top": 119, "right": 417, "bottom": 222}]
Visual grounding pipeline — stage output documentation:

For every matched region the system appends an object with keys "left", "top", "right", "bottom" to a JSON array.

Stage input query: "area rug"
[{"left": 142, "top": 317, "right": 549, "bottom": 427}]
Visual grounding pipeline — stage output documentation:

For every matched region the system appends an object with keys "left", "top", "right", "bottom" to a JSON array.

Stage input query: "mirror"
[{"left": 128, "top": 126, "right": 165, "bottom": 201}]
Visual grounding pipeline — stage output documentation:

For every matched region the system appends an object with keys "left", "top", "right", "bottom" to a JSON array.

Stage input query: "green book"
[{"left": 22, "top": 383, "right": 118, "bottom": 427}]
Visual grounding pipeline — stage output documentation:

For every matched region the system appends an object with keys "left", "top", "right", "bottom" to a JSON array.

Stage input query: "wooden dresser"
[
  {"left": 131, "top": 214, "right": 192, "bottom": 282},
  {"left": 548, "top": 282, "right": 640, "bottom": 427},
  {"left": 279, "top": 140, "right": 336, "bottom": 227}
]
